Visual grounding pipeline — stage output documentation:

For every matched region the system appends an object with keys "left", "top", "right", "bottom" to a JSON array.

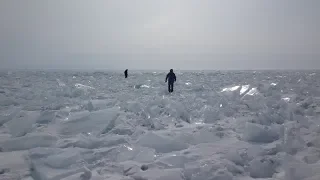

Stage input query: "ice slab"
[
  {"left": 75, "top": 83, "right": 95, "bottom": 90},
  {"left": 0, "top": 151, "right": 29, "bottom": 177},
  {"left": 131, "top": 168, "right": 185, "bottom": 180},
  {"left": 0, "top": 97, "right": 18, "bottom": 106},
  {"left": 0, "top": 133, "right": 58, "bottom": 151},
  {"left": 29, "top": 148, "right": 95, "bottom": 180},
  {"left": 155, "top": 154, "right": 193, "bottom": 169},
  {"left": 243, "top": 123, "right": 280, "bottom": 143},
  {"left": 57, "top": 134, "right": 128, "bottom": 149},
  {"left": 60, "top": 170, "right": 104, "bottom": 180},
  {"left": 84, "top": 100, "right": 109, "bottom": 111},
  {"left": 0, "top": 107, "right": 21, "bottom": 126},
  {"left": 203, "top": 107, "right": 220, "bottom": 123},
  {"left": 248, "top": 157, "right": 278, "bottom": 178},
  {"left": 221, "top": 85, "right": 240, "bottom": 92},
  {"left": 106, "top": 145, "right": 156, "bottom": 163},
  {"left": 37, "top": 111, "right": 56, "bottom": 124},
  {"left": 5, "top": 111, "right": 40, "bottom": 137},
  {"left": 59, "top": 108, "right": 120, "bottom": 135},
  {"left": 136, "top": 132, "right": 188, "bottom": 153}
]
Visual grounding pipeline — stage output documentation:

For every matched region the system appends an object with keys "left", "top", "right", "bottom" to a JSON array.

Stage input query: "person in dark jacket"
[
  {"left": 124, "top": 69, "right": 128, "bottom": 78},
  {"left": 165, "top": 69, "right": 176, "bottom": 93}
]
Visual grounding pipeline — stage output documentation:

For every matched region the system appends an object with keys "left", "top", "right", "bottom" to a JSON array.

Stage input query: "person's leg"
[
  {"left": 169, "top": 82, "right": 173, "bottom": 92},
  {"left": 168, "top": 83, "right": 171, "bottom": 92}
]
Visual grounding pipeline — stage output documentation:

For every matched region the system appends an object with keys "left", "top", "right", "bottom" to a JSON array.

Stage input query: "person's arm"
[
  {"left": 165, "top": 74, "right": 168, "bottom": 82},
  {"left": 174, "top": 74, "right": 176, "bottom": 82}
]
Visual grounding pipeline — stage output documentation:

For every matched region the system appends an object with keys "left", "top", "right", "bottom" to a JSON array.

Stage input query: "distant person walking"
[
  {"left": 124, "top": 69, "right": 128, "bottom": 78},
  {"left": 165, "top": 69, "right": 176, "bottom": 93}
]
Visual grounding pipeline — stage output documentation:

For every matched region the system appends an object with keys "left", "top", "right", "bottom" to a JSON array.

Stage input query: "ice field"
[{"left": 1, "top": 70, "right": 320, "bottom": 180}]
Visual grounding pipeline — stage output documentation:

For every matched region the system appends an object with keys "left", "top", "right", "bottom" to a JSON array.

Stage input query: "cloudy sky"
[{"left": 0, "top": 0, "right": 319, "bottom": 70}]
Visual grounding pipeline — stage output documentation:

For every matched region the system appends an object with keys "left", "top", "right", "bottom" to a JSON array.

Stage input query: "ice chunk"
[
  {"left": 225, "top": 150, "right": 244, "bottom": 166},
  {"left": 5, "top": 111, "right": 40, "bottom": 137},
  {"left": 0, "top": 97, "right": 18, "bottom": 106},
  {"left": 101, "top": 135, "right": 129, "bottom": 147},
  {"left": 212, "top": 169, "right": 233, "bottom": 180},
  {"left": 29, "top": 148, "right": 95, "bottom": 180},
  {"left": 284, "top": 156, "right": 320, "bottom": 180},
  {"left": 243, "top": 123, "right": 280, "bottom": 143},
  {"left": 246, "top": 145, "right": 265, "bottom": 161},
  {"left": 86, "top": 101, "right": 94, "bottom": 112},
  {"left": 131, "top": 168, "right": 185, "bottom": 180},
  {"left": 0, "top": 107, "right": 21, "bottom": 126},
  {"left": 224, "top": 160, "right": 245, "bottom": 175},
  {"left": 284, "top": 123, "right": 305, "bottom": 155},
  {"left": 59, "top": 108, "right": 119, "bottom": 135},
  {"left": 57, "top": 134, "right": 128, "bottom": 149},
  {"left": 0, "top": 133, "right": 57, "bottom": 151},
  {"left": 300, "top": 97, "right": 313, "bottom": 109},
  {"left": 249, "top": 157, "right": 277, "bottom": 178},
  {"left": 137, "top": 132, "right": 188, "bottom": 153},
  {"left": 37, "top": 111, "right": 56, "bottom": 124},
  {"left": 221, "top": 85, "right": 240, "bottom": 92},
  {"left": 242, "top": 95, "right": 266, "bottom": 111},
  {"left": 44, "top": 150, "right": 83, "bottom": 169},
  {"left": 184, "top": 159, "right": 235, "bottom": 180},
  {"left": 141, "top": 85, "right": 150, "bottom": 88},
  {"left": 56, "top": 79, "right": 66, "bottom": 87},
  {"left": 62, "top": 111, "right": 90, "bottom": 122},
  {"left": 303, "top": 148, "right": 320, "bottom": 164},
  {"left": 168, "top": 102, "right": 191, "bottom": 123},
  {"left": 172, "top": 128, "right": 220, "bottom": 145},
  {"left": 191, "top": 127, "right": 220, "bottom": 144},
  {"left": 309, "top": 133, "right": 320, "bottom": 147},
  {"left": 240, "top": 84, "right": 250, "bottom": 95},
  {"left": 121, "top": 102, "right": 147, "bottom": 117},
  {"left": 305, "top": 175, "right": 320, "bottom": 180},
  {"left": 28, "top": 148, "right": 64, "bottom": 159},
  {"left": 282, "top": 97, "right": 291, "bottom": 102},
  {"left": 99, "top": 112, "right": 118, "bottom": 134},
  {"left": 246, "top": 87, "right": 259, "bottom": 96},
  {"left": 30, "top": 162, "right": 91, "bottom": 180},
  {"left": 142, "top": 117, "right": 166, "bottom": 130},
  {"left": 57, "top": 134, "right": 101, "bottom": 149},
  {"left": 134, "top": 84, "right": 150, "bottom": 89},
  {"left": 60, "top": 170, "right": 105, "bottom": 180},
  {"left": 75, "top": 83, "right": 95, "bottom": 90},
  {"left": 155, "top": 155, "right": 191, "bottom": 168},
  {"left": 203, "top": 107, "right": 220, "bottom": 123},
  {"left": 0, "top": 151, "right": 29, "bottom": 177},
  {"left": 110, "top": 124, "right": 134, "bottom": 135},
  {"left": 108, "top": 145, "right": 156, "bottom": 163},
  {"left": 85, "top": 100, "right": 108, "bottom": 111},
  {"left": 192, "top": 85, "right": 205, "bottom": 92}
]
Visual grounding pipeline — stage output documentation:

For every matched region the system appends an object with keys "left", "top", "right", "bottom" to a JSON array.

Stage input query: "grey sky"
[{"left": 0, "top": 0, "right": 319, "bottom": 70}]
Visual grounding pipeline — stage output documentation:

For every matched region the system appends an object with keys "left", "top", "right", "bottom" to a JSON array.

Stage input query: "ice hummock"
[{"left": 0, "top": 70, "right": 320, "bottom": 179}]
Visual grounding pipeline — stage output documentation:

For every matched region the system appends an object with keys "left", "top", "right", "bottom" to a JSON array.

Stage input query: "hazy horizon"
[{"left": 0, "top": 0, "right": 319, "bottom": 70}]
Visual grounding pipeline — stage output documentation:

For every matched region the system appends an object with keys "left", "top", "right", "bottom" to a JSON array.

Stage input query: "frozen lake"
[{"left": 1, "top": 70, "right": 320, "bottom": 180}]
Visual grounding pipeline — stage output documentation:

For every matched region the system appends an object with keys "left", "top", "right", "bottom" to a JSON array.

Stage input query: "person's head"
[{"left": 170, "top": 69, "right": 173, "bottom": 73}]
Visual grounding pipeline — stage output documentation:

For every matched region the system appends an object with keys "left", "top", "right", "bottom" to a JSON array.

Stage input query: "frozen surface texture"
[{"left": 0, "top": 70, "right": 320, "bottom": 179}]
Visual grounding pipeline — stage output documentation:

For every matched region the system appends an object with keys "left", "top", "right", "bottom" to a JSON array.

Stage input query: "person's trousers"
[{"left": 168, "top": 82, "right": 174, "bottom": 92}]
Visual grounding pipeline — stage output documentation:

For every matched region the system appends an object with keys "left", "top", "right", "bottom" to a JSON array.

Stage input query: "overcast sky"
[{"left": 0, "top": 0, "right": 319, "bottom": 70}]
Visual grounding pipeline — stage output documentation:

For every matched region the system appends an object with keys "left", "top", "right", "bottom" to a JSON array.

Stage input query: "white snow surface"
[{"left": 0, "top": 70, "right": 320, "bottom": 180}]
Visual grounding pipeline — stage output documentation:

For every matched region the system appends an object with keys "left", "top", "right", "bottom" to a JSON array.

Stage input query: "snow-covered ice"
[{"left": 1, "top": 70, "right": 320, "bottom": 180}]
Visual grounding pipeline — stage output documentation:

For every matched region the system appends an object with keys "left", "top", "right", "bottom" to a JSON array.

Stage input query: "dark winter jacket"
[{"left": 166, "top": 72, "right": 176, "bottom": 83}]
